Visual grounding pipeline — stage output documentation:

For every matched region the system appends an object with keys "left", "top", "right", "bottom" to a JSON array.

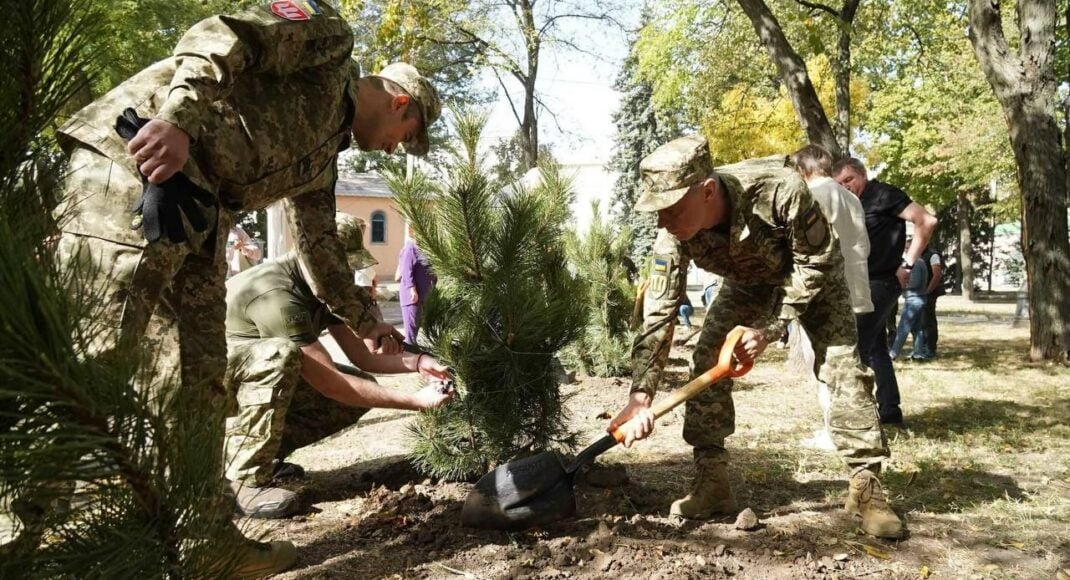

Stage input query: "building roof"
[{"left": 336, "top": 173, "right": 394, "bottom": 198}]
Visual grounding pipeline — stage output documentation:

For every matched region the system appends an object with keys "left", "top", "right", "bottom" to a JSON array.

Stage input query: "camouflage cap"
[
  {"left": 374, "top": 62, "right": 442, "bottom": 156},
  {"left": 335, "top": 212, "right": 378, "bottom": 270},
  {"left": 634, "top": 134, "right": 715, "bottom": 212}
]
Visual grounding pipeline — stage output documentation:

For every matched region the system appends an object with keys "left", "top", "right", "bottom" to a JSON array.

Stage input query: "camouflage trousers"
[
  {"left": 686, "top": 280, "right": 888, "bottom": 470},
  {"left": 1, "top": 146, "right": 230, "bottom": 549},
  {"left": 224, "top": 338, "right": 372, "bottom": 486}
]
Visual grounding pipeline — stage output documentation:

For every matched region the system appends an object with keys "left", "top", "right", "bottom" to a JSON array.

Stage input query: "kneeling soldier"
[
  {"left": 609, "top": 135, "right": 903, "bottom": 538},
  {"left": 224, "top": 213, "right": 452, "bottom": 518}
]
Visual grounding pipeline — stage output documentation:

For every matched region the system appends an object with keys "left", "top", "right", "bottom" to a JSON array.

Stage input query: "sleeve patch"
[
  {"left": 270, "top": 0, "right": 311, "bottom": 20},
  {"left": 802, "top": 206, "right": 828, "bottom": 247},
  {"left": 653, "top": 258, "right": 669, "bottom": 273}
]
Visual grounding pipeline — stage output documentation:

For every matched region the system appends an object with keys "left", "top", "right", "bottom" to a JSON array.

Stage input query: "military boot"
[
  {"left": 669, "top": 461, "right": 738, "bottom": 519},
  {"left": 231, "top": 481, "right": 300, "bottom": 519},
  {"left": 222, "top": 538, "right": 297, "bottom": 579},
  {"left": 846, "top": 468, "right": 903, "bottom": 538}
]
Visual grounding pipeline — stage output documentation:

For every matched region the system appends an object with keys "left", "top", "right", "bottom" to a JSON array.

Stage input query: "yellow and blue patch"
[
  {"left": 653, "top": 258, "right": 668, "bottom": 273},
  {"left": 301, "top": 0, "right": 321, "bottom": 14}
]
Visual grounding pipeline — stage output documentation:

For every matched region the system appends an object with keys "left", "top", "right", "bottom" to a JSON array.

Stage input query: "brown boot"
[
  {"left": 670, "top": 461, "right": 738, "bottom": 519},
  {"left": 230, "top": 481, "right": 300, "bottom": 519},
  {"left": 846, "top": 468, "right": 903, "bottom": 538},
  {"left": 224, "top": 538, "right": 298, "bottom": 579}
]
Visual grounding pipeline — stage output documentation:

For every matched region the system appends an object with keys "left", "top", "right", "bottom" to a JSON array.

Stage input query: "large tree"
[
  {"left": 968, "top": 0, "right": 1070, "bottom": 361},
  {"left": 386, "top": 0, "right": 621, "bottom": 171},
  {"left": 635, "top": 0, "right": 871, "bottom": 160}
]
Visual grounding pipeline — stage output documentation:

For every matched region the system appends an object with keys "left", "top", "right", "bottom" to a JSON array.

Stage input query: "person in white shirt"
[
  {"left": 790, "top": 144, "right": 874, "bottom": 450},
  {"left": 793, "top": 145, "right": 873, "bottom": 314}
]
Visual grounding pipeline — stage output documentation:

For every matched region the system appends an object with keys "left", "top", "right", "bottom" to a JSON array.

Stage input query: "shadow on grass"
[
  {"left": 904, "top": 397, "right": 1070, "bottom": 443},
  {"left": 928, "top": 337, "right": 1066, "bottom": 373},
  {"left": 884, "top": 462, "right": 1024, "bottom": 514}
]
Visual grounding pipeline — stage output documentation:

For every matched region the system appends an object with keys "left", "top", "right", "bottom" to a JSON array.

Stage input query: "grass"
[{"left": 722, "top": 295, "right": 1070, "bottom": 578}]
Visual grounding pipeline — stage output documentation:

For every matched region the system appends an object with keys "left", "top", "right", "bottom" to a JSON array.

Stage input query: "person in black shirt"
[{"left": 833, "top": 158, "right": 938, "bottom": 424}]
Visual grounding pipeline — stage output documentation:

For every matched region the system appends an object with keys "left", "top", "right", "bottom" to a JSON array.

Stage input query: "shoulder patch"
[
  {"left": 270, "top": 0, "right": 310, "bottom": 20},
  {"left": 649, "top": 255, "right": 674, "bottom": 299},
  {"left": 802, "top": 206, "right": 828, "bottom": 247}
]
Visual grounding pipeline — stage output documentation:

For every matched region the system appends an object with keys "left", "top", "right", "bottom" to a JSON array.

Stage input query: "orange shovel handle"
[{"left": 611, "top": 326, "right": 753, "bottom": 443}]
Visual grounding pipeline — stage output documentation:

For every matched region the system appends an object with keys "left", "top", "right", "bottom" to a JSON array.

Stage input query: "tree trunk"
[
  {"left": 958, "top": 191, "right": 975, "bottom": 300},
  {"left": 736, "top": 0, "right": 841, "bottom": 158},
  {"left": 517, "top": 0, "right": 539, "bottom": 170},
  {"left": 968, "top": 0, "right": 1070, "bottom": 361},
  {"left": 832, "top": 0, "right": 861, "bottom": 154}
]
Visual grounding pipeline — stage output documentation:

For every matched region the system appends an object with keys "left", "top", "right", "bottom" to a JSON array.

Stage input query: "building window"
[{"left": 370, "top": 211, "right": 387, "bottom": 244}]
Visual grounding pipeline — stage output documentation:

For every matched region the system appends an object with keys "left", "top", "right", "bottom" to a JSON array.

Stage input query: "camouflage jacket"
[
  {"left": 56, "top": 0, "right": 379, "bottom": 335},
  {"left": 630, "top": 155, "right": 842, "bottom": 396}
]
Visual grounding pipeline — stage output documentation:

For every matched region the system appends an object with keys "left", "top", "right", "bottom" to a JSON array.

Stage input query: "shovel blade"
[{"left": 461, "top": 452, "right": 576, "bottom": 530}]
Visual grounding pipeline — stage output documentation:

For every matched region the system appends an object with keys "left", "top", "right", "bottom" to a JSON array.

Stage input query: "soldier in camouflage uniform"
[
  {"left": 24, "top": 1, "right": 443, "bottom": 575},
  {"left": 608, "top": 135, "right": 903, "bottom": 539},
  {"left": 223, "top": 213, "right": 453, "bottom": 519}
]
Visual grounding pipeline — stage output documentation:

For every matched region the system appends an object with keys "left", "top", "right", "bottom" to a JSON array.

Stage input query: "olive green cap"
[
  {"left": 335, "top": 212, "right": 378, "bottom": 270},
  {"left": 373, "top": 62, "right": 442, "bottom": 156},
  {"left": 634, "top": 134, "right": 714, "bottom": 212}
]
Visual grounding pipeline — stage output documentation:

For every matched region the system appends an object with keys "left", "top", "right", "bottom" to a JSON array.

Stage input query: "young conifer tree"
[
  {"left": 563, "top": 202, "right": 637, "bottom": 377},
  {"left": 389, "top": 109, "right": 586, "bottom": 481},
  {"left": 0, "top": 1, "right": 244, "bottom": 576}
]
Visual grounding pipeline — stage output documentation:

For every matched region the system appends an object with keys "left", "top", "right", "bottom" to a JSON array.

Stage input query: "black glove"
[{"left": 114, "top": 108, "right": 216, "bottom": 244}]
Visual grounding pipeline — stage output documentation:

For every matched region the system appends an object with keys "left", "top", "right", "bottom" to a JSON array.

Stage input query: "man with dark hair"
[
  {"left": 833, "top": 158, "right": 938, "bottom": 424},
  {"left": 610, "top": 135, "right": 904, "bottom": 539}
]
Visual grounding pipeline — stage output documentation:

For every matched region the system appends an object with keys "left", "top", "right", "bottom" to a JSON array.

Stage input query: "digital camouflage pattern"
[
  {"left": 634, "top": 134, "right": 714, "bottom": 212},
  {"left": 223, "top": 338, "right": 372, "bottom": 486},
  {"left": 631, "top": 136, "right": 887, "bottom": 468},
  {"left": 53, "top": 0, "right": 447, "bottom": 335},
  {"left": 373, "top": 63, "right": 442, "bottom": 156}
]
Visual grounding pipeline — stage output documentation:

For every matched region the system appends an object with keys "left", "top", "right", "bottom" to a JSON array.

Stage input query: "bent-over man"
[
  {"left": 34, "top": 2, "right": 442, "bottom": 575},
  {"left": 609, "top": 135, "right": 903, "bottom": 539}
]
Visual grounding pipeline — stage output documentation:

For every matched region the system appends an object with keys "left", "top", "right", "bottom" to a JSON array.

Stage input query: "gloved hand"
[{"left": 114, "top": 108, "right": 216, "bottom": 243}]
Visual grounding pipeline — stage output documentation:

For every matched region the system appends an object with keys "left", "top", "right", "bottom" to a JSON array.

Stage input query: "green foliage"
[
  {"left": 562, "top": 202, "right": 636, "bottom": 377},
  {"left": 0, "top": 0, "right": 242, "bottom": 574},
  {"left": 608, "top": 6, "right": 677, "bottom": 264},
  {"left": 859, "top": 1, "right": 1015, "bottom": 211},
  {"left": 388, "top": 109, "right": 586, "bottom": 480},
  {"left": 85, "top": 0, "right": 258, "bottom": 98}
]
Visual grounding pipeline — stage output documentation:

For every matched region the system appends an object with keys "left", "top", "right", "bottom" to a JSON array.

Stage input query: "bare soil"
[{"left": 251, "top": 296, "right": 1070, "bottom": 580}]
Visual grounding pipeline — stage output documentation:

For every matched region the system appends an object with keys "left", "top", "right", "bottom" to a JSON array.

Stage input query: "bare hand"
[
  {"left": 607, "top": 392, "right": 655, "bottom": 448},
  {"left": 409, "top": 287, "right": 419, "bottom": 304},
  {"left": 896, "top": 265, "right": 910, "bottom": 288},
  {"left": 127, "top": 119, "right": 190, "bottom": 184},
  {"left": 417, "top": 354, "right": 451, "bottom": 380},
  {"left": 363, "top": 322, "right": 404, "bottom": 355},
  {"left": 412, "top": 383, "right": 455, "bottom": 410},
  {"left": 733, "top": 326, "right": 769, "bottom": 364}
]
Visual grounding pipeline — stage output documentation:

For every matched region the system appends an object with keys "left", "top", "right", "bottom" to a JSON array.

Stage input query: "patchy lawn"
[{"left": 251, "top": 295, "right": 1069, "bottom": 580}]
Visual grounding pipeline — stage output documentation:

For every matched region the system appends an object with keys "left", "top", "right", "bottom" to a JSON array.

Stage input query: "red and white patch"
[{"left": 270, "top": 0, "right": 310, "bottom": 21}]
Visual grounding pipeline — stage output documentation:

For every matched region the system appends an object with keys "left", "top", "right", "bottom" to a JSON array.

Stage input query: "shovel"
[{"left": 460, "top": 326, "right": 754, "bottom": 530}]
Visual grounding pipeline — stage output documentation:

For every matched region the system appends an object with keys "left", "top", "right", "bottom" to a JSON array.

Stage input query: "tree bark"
[
  {"left": 515, "top": 0, "right": 539, "bottom": 170},
  {"left": 832, "top": 0, "right": 860, "bottom": 153},
  {"left": 968, "top": 0, "right": 1070, "bottom": 361},
  {"left": 736, "top": 0, "right": 842, "bottom": 158},
  {"left": 958, "top": 191, "right": 976, "bottom": 301}
]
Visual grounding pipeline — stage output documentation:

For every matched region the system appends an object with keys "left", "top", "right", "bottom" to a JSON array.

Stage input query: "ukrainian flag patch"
[
  {"left": 302, "top": 0, "right": 321, "bottom": 14},
  {"left": 653, "top": 258, "right": 668, "bottom": 273}
]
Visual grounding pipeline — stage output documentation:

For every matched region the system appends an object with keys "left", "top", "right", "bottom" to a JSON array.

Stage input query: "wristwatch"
[{"left": 900, "top": 260, "right": 914, "bottom": 270}]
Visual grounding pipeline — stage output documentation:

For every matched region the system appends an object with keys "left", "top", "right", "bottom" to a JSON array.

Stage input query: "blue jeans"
[
  {"left": 890, "top": 294, "right": 931, "bottom": 359},
  {"left": 678, "top": 303, "right": 694, "bottom": 328},
  {"left": 856, "top": 278, "right": 902, "bottom": 413}
]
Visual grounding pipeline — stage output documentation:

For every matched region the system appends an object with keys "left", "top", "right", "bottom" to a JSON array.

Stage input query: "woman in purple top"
[{"left": 397, "top": 227, "right": 437, "bottom": 344}]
